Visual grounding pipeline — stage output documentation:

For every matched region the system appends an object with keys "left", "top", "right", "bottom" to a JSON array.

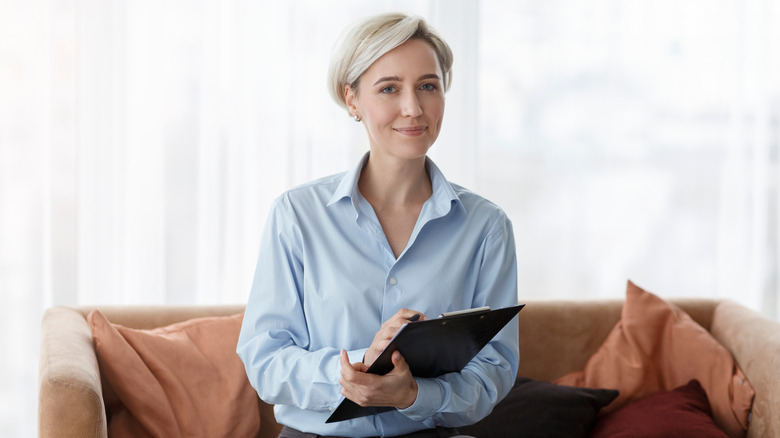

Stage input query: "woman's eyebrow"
[
  {"left": 373, "top": 76, "right": 401, "bottom": 86},
  {"left": 417, "top": 73, "right": 440, "bottom": 81},
  {"left": 372, "top": 73, "right": 440, "bottom": 86}
]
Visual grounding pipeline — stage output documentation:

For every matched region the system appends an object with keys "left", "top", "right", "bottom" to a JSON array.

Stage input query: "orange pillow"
[
  {"left": 555, "top": 281, "right": 754, "bottom": 438},
  {"left": 88, "top": 310, "right": 260, "bottom": 438}
]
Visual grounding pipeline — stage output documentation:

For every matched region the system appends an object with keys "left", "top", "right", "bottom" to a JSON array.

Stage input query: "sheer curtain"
[
  {"left": 475, "top": 0, "right": 780, "bottom": 310},
  {"left": 1, "top": 0, "right": 778, "bottom": 436}
]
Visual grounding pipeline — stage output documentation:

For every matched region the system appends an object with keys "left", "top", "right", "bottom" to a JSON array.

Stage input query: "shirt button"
[{"left": 389, "top": 277, "right": 398, "bottom": 285}]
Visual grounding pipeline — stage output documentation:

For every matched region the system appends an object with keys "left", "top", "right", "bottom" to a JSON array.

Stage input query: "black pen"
[{"left": 408, "top": 313, "right": 421, "bottom": 322}]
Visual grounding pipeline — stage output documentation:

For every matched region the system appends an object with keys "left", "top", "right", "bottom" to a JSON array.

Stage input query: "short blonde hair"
[{"left": 327, "top": 12, "right": 454, "bottom": 114}]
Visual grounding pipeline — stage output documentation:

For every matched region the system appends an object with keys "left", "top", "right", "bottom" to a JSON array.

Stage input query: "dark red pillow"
[{"left": 590, "top": 380, "right": 729, "bottom": 438}]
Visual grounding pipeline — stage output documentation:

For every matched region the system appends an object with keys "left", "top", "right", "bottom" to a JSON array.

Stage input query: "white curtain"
[
  {"left": 475, "top": 0, "right": 780, "bottom": 310},
  {"left": 1, "top": 0, "right": 778, "bottom": 435}
]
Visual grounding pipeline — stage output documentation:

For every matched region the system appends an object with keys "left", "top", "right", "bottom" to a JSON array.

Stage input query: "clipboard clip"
[{"left": 438, "top": 306, "right": 491, "bottom": 318}]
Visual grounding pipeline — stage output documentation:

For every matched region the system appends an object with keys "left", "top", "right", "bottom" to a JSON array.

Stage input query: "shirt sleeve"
[
  {"left": 398, "top": 213, "right": 519, "bottom": 427},
  {"left": 236, "top": 196, "right": 367, "bottom": 412}
]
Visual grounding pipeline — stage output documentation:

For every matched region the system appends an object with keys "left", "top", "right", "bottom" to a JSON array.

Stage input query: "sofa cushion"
[
  {"left": 590, "top": 379, "right": 728, "bottom": 438},
  {"left": 458, "top": 376, "right": 618, "bottom": 438},
  {"left": 555, "top": 281, "right": 754, "bottom": 438},
  {"left": 88, "top": 310, "right": 260, "bottom": 438}
]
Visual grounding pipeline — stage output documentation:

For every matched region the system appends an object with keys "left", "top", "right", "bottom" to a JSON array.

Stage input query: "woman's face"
[{"left": 346, "top": 39, "right": 445, "bottom": 163}]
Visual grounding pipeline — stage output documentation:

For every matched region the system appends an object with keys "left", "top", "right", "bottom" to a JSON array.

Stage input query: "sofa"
[{"left": 39, "top": 295, "right": 780, "bottom": 438}]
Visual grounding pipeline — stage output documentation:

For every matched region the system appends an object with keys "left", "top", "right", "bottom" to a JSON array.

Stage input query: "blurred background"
[{"left": 1, "top": 0, "right": 779, "bottom": 435}]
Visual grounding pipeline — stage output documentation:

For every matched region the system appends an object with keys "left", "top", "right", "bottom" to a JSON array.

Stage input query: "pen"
[{"left": 408, "top": 313, "right": 421, "bottom": 322}]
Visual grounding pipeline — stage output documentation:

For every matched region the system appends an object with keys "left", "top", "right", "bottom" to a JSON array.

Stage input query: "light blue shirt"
[{"left": 237, "top": 154, "right": 519, "bottom": 437}]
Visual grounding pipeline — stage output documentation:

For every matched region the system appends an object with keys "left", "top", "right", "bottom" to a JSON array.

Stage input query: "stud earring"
[{"left": 353, "top": 114, "right": 362, "bottom": 122}]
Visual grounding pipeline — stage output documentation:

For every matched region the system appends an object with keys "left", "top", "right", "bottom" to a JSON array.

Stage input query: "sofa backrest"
[{"left": 515, "top": 298, "right": 719, "bottom": 382}]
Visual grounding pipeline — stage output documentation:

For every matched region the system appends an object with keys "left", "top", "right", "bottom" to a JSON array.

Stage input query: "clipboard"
[{"left": 326, "top": 304, "right": 524, "bottom": 423}]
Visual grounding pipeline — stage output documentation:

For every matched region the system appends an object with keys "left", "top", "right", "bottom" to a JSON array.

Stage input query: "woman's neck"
[{"left": 358, "top": 154, "right": 432, "bottom": 209}]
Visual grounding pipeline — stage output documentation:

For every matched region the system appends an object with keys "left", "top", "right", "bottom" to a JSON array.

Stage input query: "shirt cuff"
[{"left": 397, "top": 378, "right": 443, "bottom": 421}]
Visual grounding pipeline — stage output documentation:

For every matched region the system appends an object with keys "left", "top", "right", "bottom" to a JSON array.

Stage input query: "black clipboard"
[{"left": 326, "top": 304, "right": 524, "bottom": 423}]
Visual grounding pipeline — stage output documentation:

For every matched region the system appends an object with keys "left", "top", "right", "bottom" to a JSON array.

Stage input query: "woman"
[{"left": 237, "top": 12, "right": 519, "bottom": 438}]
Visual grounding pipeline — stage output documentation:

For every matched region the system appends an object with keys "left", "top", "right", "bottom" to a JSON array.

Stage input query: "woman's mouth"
[{"left": 394, "top": 126, "right": 427, "bottom": 137}]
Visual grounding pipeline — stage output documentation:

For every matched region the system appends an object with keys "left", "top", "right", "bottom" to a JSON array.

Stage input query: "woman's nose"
[{"left": 400, "top": 90, "right": 423, "bottom": 117}]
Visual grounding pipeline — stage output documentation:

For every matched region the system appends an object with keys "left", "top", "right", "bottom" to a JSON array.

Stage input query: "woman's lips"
[{"left": 394, "top": 126, "right": 427, "bottom": 136}]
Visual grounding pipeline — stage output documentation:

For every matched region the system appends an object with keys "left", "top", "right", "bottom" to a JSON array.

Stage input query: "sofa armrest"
[
  {"left": 710, "top": 300, "right": 780, "bottom": 438},
  {"left": 39, "top": 306, "right": 106, "bottom": 438}
]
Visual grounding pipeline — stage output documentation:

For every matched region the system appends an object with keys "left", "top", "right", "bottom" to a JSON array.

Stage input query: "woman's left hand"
[{"left": 338, "top": 349, "right": 418, "bottom": 409}]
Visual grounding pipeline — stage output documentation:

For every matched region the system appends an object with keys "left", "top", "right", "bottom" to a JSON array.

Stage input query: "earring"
[{"left": 353, "top": 114, "right": 362, "bottom": 122}]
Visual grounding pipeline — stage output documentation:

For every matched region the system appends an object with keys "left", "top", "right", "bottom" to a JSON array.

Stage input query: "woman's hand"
[
  {"left": 339, "top": 349, "right": 418, "bottom": 409},
  {"left": 363, "top": 308, "right": 427, "bottom": 367}
]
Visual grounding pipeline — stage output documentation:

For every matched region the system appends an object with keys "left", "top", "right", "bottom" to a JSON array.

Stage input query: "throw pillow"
[
  {"left": 590, "top": 379, "right": 729, "bottom": 438},
  {"left": 88, "top": 310, "right": 260, "bottom": 438},
  {"left": 458, "top": 376, "right": 619, "bottom": 438},
  {"left": 555, "top": 280, "right": 754, "bottom": 438}
]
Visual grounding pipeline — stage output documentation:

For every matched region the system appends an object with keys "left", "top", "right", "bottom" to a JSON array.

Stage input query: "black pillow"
[{"left": 458, "top": 377, "right": 619, "bottom": 438}]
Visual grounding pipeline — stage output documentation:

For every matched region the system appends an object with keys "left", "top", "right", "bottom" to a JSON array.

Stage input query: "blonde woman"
[{"left": 238, "top": 12, "right": 518, "bottom": 438}]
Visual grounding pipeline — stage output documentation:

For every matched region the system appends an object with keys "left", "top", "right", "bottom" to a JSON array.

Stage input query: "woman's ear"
[{"left": 344, "top": 84, "right": 359, "bottom": 117}]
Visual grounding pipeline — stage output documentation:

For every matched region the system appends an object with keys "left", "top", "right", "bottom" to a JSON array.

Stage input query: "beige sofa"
[{"left": 39, "top": 299, "right": 780, "bottom": 438}]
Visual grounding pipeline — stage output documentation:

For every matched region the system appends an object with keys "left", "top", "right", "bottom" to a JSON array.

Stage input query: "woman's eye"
[
  {"left": 420, "top": 83, "right": 437, "bottom": 91},
  {"left": 380, "top": 86, "right": 396, "bottom": 93}
]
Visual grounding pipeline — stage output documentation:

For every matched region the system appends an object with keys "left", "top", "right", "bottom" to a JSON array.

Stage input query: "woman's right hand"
[{"left": 363, "top": 308, "right": 427, "bottom": 367}]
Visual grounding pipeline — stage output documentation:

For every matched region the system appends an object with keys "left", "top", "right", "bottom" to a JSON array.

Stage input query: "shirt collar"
[
  {"left": 425, "top": 157, "right": 464, "bottom": 218},
  {"left": 327, "top": 152, "right": 464, "bottom": 218},
  {"left": 327, "top": 153, "right": 368, "bottom": 210}
]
